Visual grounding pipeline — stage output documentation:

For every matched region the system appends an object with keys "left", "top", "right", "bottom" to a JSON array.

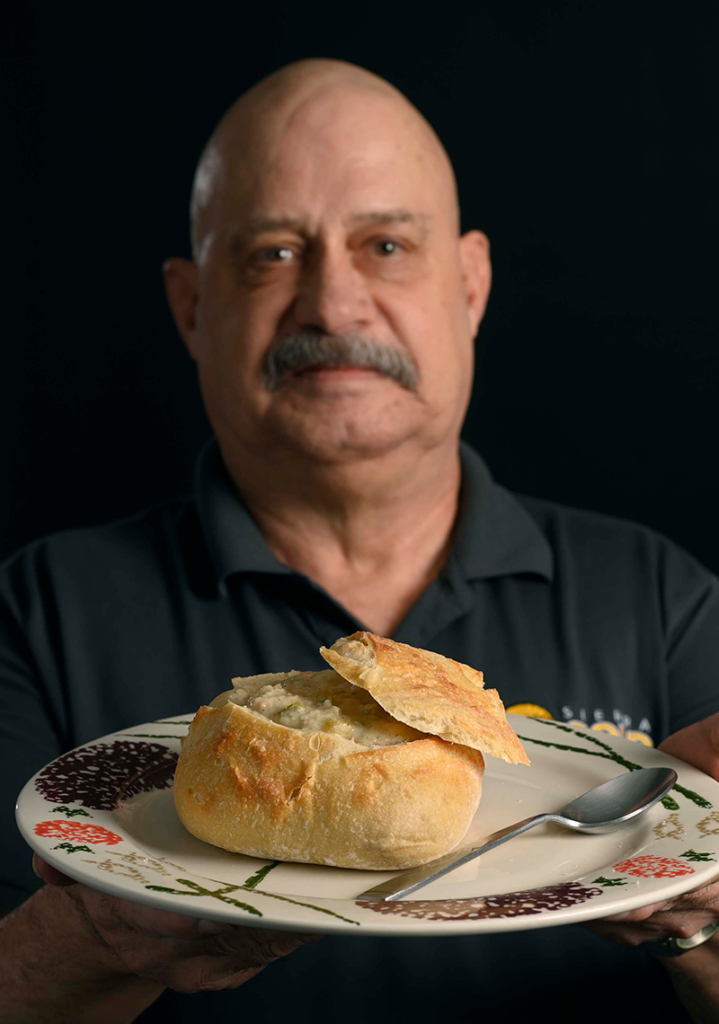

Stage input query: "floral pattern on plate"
[
  {"left": 35, "top": 740, "right": 177, "bottom": 809},
  {"left": 34, "top": 820, "right": 123, "bottom": 845},
  {"left": 613, "top": 855, "right": 695, "bottom": 878},
  {"left": 357, "top": 882, "right": 605, "bottom": 920}
]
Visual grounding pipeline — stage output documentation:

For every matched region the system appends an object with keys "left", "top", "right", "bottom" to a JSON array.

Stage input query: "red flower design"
[
  {"left": 34, "top": 820, "right": 123, "bottom": 845},
  {"left": 613, "top": 855, "right": 695, "bottom": 879}
]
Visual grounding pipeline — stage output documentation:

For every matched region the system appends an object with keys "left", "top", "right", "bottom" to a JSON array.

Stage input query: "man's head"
[{"left": 164, "top": 59, "right": 491, "bottom": 467}]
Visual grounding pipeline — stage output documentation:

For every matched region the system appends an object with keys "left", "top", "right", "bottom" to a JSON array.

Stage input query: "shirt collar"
[
  {"left": 455, "top": 441, "right": 554, "bottom": 581},
  {"left": 194, "top": 439, "right": 291, "bottom": 593},
  {"left": 195, "top": 437, "right": 553, "bottom": 593}
]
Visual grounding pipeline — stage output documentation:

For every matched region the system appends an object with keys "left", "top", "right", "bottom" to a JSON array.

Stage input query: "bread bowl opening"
[{"left": 224, "top": 669, "right": 424, "bottom": 749}]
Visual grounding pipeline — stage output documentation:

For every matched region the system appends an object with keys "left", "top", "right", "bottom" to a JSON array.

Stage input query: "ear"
[
  {"left": 163, "top": 257, "right": 200, "bottom": 360},
  {"left": 458, "top": 230, "right": 492, "bottom": 337}
]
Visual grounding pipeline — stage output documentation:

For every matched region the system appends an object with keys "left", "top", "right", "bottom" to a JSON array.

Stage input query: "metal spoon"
[{"left": 358, "top": 766, "right": 678, "bottom": 901}]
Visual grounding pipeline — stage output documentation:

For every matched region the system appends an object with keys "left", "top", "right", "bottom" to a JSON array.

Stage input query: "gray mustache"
[{"left": 263, "top": 333, "right": 419, "bottom": 392}]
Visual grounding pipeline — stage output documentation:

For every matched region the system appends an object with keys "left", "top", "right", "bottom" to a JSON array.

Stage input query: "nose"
[{"left": 292, "top": 242, "right": 372, "bottom": 336}]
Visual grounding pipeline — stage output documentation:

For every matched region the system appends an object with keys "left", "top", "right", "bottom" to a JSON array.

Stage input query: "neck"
[{"left": 218, "top": 437, "right": 463, "bottom": 635}]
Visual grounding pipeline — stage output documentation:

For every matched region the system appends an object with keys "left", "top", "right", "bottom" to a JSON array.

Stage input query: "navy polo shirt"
[{"left": 2, "top": 438, "right": 718, "bottom": 1023}]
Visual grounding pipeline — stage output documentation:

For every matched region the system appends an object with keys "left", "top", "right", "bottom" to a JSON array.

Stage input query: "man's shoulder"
[
  {"left": 0, "top": 496, "right": 198, "bottom": 594},
  {"left": 513, "top": 489, "right": 716, "bottom": 583},
  {"left": 514, "top": 490, "right": 659, "bottom": 542}
]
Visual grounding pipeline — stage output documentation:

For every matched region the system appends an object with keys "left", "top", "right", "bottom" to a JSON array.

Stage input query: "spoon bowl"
[{"left": 552, "top": 765, "right": 679, "bottom": 835}]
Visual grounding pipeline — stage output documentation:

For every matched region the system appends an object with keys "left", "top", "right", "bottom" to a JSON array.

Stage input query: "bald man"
[
  {"left": 2, "top": 60, "right": 719, "bottom": 1024},
  {"left": 168, "top": 58, "right": 488, "bottom": 639}
]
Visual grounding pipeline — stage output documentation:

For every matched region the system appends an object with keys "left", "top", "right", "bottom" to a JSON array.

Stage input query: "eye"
[
  {"left": 256, "top": 246, "right": 294, "bottom": 263},
  {"left": 373, "top": 239, "right": 402, "bottom": 256}
]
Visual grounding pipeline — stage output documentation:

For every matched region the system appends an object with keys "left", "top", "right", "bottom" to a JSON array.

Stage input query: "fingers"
[
  {"left": 602, "top": 901, "right": 668, "bottom": 923},
  {"left": 661, "top": 882, "right": 719, "bottom": 913},
  {"left": 588, "top": 879, "right": 719, "bottom": 950},
  {"left": 586, "top": 909, "right": 719, "bottom": 947},
  {"left": 658, "top": 714, "right": 719, "bottom": 780},
  {"left": 76, "top": 884, "right": 231, "bottom": 939},
  {"left": 77, "top": 884, "right": 321, "bottom": 961},
  {"left": 32, "top": 853, "right": 76, "bottom": 887},
  {"left": 82, "top": 907, "right": 322, "bottom": 993},
  {"left": 600, "top": 880, "right": 719, "bottom": 924},
  {"left": 31, "top": 861, "right": 220, "bottom": 941},
  {"left": 155, "top": 930, "right": 322, "bottom": 993},
  {"left": 31, "top": 861, "right": 322, "bottom": 993},
  {"left": 200, "top": 927, "right": 321, "bottom": 966},
  {"left": 586, "top": 919, "right": 664, "bottom": 947},
  {"left": 77, "top": 883, "right": 322, "bottom": 949}
]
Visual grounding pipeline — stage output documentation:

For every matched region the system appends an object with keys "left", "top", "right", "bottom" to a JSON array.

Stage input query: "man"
[{"left": 1, "top": 58, "right": 719, "bottom": 1023}]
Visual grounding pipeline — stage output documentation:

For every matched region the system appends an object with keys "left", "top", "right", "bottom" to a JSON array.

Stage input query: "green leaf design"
[
  {"left": 145, "top": 879, "right": 262, "bottom": 916},
  {"left": 243, "top": 861, "right": 279, "bottom": 889},
  {"left": 532, "top": 720, "right": 643, "bottom": 771},
  {"left": 52, "top": 842, "right": 94, "bottom": 854},
  {"left": 241, "top": 886, "right": 360, "bottom": 925},
  {"left": 146, "top": 875, "right": 360, "bottom": 926},
  {"left": 516, "top": 735, "right": 618, "bottom": 762},
  {"left": 51, "top": 806, "right": 92, "bottom": 818},
  {"left": 674, "top": 785, "right": 712, "bottom": 809},
  {"left": 592, "top": 876, "right": 628, "bottom": 887},
  {"left": 680, "top": 849, "right": 716, "bottom": 862},
  {"left": 533, "top": 720, "right": 712, "bottom": 810}
]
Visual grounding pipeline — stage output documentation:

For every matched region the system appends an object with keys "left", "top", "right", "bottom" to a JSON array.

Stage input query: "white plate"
[{"left": 16, "top": 714, "right": 719, "bottom": 936}]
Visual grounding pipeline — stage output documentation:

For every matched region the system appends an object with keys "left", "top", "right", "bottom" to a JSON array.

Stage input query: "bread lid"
[{"left": 320, "top": 631, "right": 529, "bottom": 765}]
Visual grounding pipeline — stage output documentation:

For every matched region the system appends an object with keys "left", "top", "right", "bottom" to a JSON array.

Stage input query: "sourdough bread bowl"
[{"left": 174, "top": 633, "right": 528, "bottom": 870}]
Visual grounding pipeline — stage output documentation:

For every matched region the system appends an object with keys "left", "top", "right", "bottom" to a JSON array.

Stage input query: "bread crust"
[
  {"left": 321, "top": 632, "right": 530, "bottom": 765},
  {"left": 174, "top": 701, "right": 484, "bottom": 869}
]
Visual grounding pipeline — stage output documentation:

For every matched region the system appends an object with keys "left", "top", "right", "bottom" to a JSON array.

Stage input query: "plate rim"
[{"left": 16, "top": 714, "right": 719, "bottom": 936}]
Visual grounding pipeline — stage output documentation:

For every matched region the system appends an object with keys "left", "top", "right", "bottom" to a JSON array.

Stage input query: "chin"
[{"left": 265, "top": 406, "right": 421, "bottom": 464}]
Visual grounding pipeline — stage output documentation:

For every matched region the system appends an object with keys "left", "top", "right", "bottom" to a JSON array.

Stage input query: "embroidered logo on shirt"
[{"left": 506, "top": 704, "right": 654, "bottom": 747}]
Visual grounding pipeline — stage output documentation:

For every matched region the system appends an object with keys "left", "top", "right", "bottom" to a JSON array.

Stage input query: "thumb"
[
  {"left": 32, "top": 853, "right": 76, "bottom": 887},
  {"left": 659, "top": 713, "right": 719, "bottom": 779}
]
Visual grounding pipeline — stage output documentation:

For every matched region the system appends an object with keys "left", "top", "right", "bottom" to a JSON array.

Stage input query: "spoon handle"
[{"left": 358, "top": 813, "right": 556, "bottom": 901}]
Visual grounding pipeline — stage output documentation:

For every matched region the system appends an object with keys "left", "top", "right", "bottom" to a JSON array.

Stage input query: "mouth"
[{"left": 290, "top": 365, "right": 386, "bottom": 380}]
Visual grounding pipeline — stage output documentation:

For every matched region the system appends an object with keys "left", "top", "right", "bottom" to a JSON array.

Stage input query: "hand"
[
  {"left": 659, "top": 712, "right": 719, "bottom": 780},
  {"left": 586, "top": 881, "right": 719, "bottom": 947},
  {"left": 587, "top": 713, "right": 719, "bottom": 948},
  {"left": 32, "top": 853, "right": 320, "bottom": 993}
]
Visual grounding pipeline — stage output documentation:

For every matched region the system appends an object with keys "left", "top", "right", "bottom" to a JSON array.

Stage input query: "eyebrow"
[
  {"left": 345, "top": 208, "right": 431, "bottom": 229},
  {"left": 226, "top": 217, "right": 304, "bottom": 250},
  {"left": 234, "top": 208, "right": 431, "bottom": 245}
]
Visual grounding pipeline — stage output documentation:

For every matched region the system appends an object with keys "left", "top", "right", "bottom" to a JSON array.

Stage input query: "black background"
[{"left": 4, "top": 4, "right": 718, "bottom": 569}]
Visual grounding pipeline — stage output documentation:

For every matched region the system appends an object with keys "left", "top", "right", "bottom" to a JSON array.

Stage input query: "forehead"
[{"left": 219, "top": 89, "right": 454, "bottom": 229}]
